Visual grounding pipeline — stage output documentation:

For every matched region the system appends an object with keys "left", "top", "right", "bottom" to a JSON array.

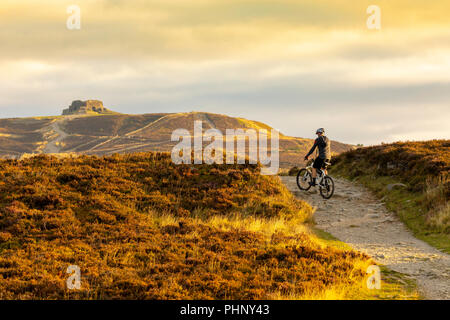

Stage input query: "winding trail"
[
  {"left": 281, "top": 176, "right": 450, "bottom": 300},
  {"left": 41, "top": 116, "right": 79, "bottom": 153}
]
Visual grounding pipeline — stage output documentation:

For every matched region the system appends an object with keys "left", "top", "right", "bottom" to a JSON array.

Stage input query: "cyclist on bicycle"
[{"left": 304, "top": 128, "right": 331, "bottom": 186}]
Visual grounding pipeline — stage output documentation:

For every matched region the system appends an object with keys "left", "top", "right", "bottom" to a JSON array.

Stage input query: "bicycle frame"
[
  {"left": 305, "top": 159, "right": 326, "bottom": 186},
  {"left": 297, "top": 158, "right": 334, "bottom": 199}
]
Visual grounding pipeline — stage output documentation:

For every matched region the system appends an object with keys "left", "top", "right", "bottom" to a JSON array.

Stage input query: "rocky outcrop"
[{"left": 62, "top": 100, "right": 110, "bottom": 115}]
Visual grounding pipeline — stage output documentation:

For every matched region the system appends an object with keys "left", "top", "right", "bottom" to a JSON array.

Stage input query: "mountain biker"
[{"left": 304, "top": 128, "right": 331, "bottom": 186}]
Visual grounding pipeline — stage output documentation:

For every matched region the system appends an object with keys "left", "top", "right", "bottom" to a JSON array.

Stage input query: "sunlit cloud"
[{"left": 0, "top": 0, "right": 449, "bottom": 144}]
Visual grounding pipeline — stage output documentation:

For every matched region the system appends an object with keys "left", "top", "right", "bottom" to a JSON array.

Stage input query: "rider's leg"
[
  {"left": 311, "top": 158, "right": 324, "bottom": 186},
  {"left": 310, "top": 168, "right": 317, "bottom": 186}
]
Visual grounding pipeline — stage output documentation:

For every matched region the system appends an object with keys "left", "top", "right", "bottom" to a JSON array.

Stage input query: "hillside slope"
[
  {"left": 0, "top": 153, "right": 412, "bottom": 299},
  {"left": 0, "top": 111, "right": 352, "bottom": 168},
  {"left": 330, "top": 140, "right": 449, "bottom": 252}
]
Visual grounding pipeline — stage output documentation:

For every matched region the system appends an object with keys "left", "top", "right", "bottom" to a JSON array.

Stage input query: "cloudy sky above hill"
[{"left": 0, "top": 0, "right": 449, "bottom": 144}]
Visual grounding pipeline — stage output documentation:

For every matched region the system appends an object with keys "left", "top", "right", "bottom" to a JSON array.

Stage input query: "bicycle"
[{"left": 296, "top": 158, "right": 335, "bottom": 199}]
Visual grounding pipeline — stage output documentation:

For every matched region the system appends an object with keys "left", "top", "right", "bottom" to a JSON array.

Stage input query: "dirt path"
[
  {"left": 41, "top": 116, "right": 78, "bottom": 153},
  {"left": 281, "top": 176, "right": 450, "bottom": 300}
]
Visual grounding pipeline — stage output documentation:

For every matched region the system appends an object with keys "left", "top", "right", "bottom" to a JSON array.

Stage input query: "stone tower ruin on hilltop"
[{"left": 62, "top": 100, "right": 110, "bottom": 115}]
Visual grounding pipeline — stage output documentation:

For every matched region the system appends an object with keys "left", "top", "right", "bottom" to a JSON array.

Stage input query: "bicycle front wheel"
[
  {"left": 320, "top": 176, "right": 335, "bottom": 199},
  {"left": 296, "top": 168, "right": 312, "bottom": 191}
]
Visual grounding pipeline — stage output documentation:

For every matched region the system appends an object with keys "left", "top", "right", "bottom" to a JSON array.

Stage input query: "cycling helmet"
[{"left": 316, "top": 128, "right": 325, "bottom": 134}]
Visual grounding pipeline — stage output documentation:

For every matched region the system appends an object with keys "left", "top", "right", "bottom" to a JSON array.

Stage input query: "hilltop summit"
[{"left": 62, "top": 100, "right": 113, "bottom": 115}]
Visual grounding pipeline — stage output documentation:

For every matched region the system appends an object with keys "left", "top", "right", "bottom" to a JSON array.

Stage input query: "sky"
[{"left": 0, "top": 0, "right": 449, "bottom": 145}]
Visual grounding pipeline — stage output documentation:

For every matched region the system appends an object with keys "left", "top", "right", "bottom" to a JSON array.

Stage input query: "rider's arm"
[{"left": 305, "top": 139, "right": 318, "bottom": 157}]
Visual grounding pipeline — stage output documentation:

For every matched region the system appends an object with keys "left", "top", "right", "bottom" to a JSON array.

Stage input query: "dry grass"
[
  {"left": 0, "top": 152, "right": 413, "bottom": 299},
  {"left": 424, "top": 174, "right": 449, "bottom": 232}
]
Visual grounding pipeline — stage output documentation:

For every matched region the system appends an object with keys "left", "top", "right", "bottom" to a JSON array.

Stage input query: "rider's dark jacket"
[{"left": 306, "top": 135, "right": 331, "bottom": 160}]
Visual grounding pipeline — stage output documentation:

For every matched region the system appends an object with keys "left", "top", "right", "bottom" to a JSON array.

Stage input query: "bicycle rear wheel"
[
  {"left": 296, "top": 168, "right": 312, "bottom": 191},
  {"left": 319, "top": 176, "right": 335, "bottom": 199}
]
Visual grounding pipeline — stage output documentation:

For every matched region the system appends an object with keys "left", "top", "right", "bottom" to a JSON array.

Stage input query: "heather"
[{"left": 0, "top": 153, "right": 406, "bottom": 299}]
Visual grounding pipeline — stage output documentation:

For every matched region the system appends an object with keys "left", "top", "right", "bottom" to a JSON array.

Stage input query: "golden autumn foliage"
[
  {"left": 331, "top": 140, "right": 449, "bottom": 250},
  {"left": 0, "top": 153, "right": 375, "bottom": 299},
  {"left": 333, "top": 140, "right": 449, "bottom": 192}
]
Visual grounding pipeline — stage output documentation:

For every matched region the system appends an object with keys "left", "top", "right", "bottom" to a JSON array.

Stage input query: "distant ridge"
[{"left": 0, "top": 103, "right": 353, "bottom": 168}]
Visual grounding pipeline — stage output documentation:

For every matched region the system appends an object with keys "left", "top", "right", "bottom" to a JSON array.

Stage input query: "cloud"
[{"left": 0, "top": 0, "right": 449, "bottom": 144}]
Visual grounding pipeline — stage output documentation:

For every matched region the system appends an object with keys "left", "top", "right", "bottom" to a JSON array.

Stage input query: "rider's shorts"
[{"left": 313, "top": 157, "right": 328, "bottom": 170}]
